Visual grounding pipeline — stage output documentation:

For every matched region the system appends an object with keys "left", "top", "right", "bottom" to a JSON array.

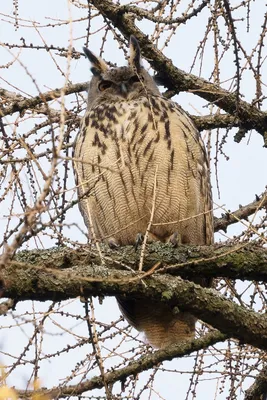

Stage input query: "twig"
[
  {"left": 118, "top": 0, "right": 209, "bottom": 25},
  {"left": 84, "top": 299, "right": 112, "bottom": 399},
  {"left": 214, "top": 192, "right": 267, "bottom": 233},
  {"left": 138, "top": 165, "right": 158, "bottom": 271}
]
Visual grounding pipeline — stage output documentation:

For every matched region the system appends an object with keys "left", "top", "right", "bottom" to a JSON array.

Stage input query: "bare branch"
[
  {"left": 0, "top": 82, "right": 87, "bottom": 117},
  {"left": 193, "top": 113, "right": 239, "bottom": 132},
  {"left": 17, "top": 330, "right": 226, "bottom": 399},
  {"left": 214, "top": 192, "right": 267, "bottom": 233},
  {"left": 245, "top": 365, "right": 267, "bottom": 400},
  {"left": 118, "top": 0, "right": 209, "bottom": 25}
]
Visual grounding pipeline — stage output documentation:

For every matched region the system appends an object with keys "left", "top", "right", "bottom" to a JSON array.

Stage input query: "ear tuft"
[
  {"left": 129, "top": 36, "right": 142, "bottom": 71},
  {"left": 83, "top": 47, "right": 108, "bottom": 76}
]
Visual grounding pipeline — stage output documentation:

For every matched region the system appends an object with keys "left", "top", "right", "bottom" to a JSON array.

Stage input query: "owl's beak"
[{"left": 119, "top": 83, "right": 128, "bottom": 95}]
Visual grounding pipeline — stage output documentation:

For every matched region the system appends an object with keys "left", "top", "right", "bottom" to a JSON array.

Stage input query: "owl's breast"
[{"left": 74, "top": 96, "right": 212, "bottom": 245}]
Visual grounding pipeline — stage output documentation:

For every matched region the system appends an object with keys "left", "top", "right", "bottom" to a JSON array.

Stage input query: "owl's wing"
[{"left": 156, "top": 97, "right": 213, "bottom": 245}]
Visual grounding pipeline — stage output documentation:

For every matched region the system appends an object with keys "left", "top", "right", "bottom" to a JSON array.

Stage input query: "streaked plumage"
[{"left": 73, "top": 36, "right": 213, "bottom": 348}]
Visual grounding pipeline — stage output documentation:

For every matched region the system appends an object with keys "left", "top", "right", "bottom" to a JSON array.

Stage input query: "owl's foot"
[
  {"left": 108, "top": 237, "right": 120, "bottom": 249},
  {"left": 167, "top": 231, "right": 180, "bottom": 247},
  {"left": 134, "top": 232, "right": 144, "bottom": 251}
]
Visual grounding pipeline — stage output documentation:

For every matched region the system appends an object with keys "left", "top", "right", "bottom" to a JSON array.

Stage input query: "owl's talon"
[
  {"left": 168, "top": 231, "right": 179, "bottom": 247},
  {"left": 134, "top": 233, "right": 144, "bottom": 251},
  {"left": 108, "top": 237, "right": 120, "bottom": 249}
]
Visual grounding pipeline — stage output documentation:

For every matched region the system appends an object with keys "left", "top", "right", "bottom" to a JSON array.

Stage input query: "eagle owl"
[{"left": 74, "top": 36, "right": 213, "bottom": 349}]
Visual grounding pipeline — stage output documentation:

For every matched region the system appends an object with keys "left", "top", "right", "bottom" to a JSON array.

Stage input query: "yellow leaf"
[
  {"left": 0, "top": 385, "right": 17, "bottom": 400},
  {"left": 32, "top": 379, "right": 50, "bottom": 400}
]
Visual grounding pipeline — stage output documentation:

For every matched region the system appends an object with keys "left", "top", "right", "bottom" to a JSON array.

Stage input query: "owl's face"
[{"left": 83, "top": 36, "right": 160, "bottom": 108}]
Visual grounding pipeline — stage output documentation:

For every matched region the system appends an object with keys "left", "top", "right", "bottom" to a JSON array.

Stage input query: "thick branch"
[
  {"left": 18, "top": 330, "right": 226, "bottom": 398},
  {"left": 0, "top": 83, "right": 87, "bottom": 117},
  {"left": 9, "top": 243, "right": 267, "bottom": 282},
  {"left": 1, "top": 244, "right": 267, "bottom": 350},
  {"left": 245, "top": 365, "right": 267, "bottom": 400}
]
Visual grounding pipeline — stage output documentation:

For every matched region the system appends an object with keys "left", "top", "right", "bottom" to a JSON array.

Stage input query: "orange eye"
[{"left": 98, "top": 80, "right": 112, "bottom": 91}]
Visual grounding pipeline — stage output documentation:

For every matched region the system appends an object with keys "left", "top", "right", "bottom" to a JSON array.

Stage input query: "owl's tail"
[{"left": 117, "top": 297, "right": 195, "bottom": 348}]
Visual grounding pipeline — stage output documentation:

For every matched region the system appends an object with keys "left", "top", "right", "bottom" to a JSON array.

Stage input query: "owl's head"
[{"left": 83, "top": 36, "right": 160, "bottom": 107}]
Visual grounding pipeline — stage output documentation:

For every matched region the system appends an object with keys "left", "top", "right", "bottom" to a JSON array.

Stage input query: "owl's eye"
[
  {"left": 98, "top": 80, "right": 112, "bottom": 91},
  {"left": 129, "top": 75, "right": 144, "bottom": 84}
]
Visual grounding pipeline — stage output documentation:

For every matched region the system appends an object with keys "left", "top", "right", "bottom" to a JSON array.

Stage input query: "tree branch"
[
  {"left": 0, "top": 83, "right": 87, "bottom": 117},
  {"left": 17, "top": 330, "right": 226, "bottom": 398},
  {"left": 1, "top": 244, "right": 267, "bottom": 350},
  {"left": 192, "top": 113, "right": 239, "bottom": 131},
  {"left": 214, "top": 192, "right": 267, "bottom": 233},
  {"left": 118, "top": 0, "right": 209, "bottom": 25},
  {"left": 245, "top": 365, "right": 267, "bottom": 400},
  {"left": 8, "top": 243, "right": 267, "bottom": 283}
]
